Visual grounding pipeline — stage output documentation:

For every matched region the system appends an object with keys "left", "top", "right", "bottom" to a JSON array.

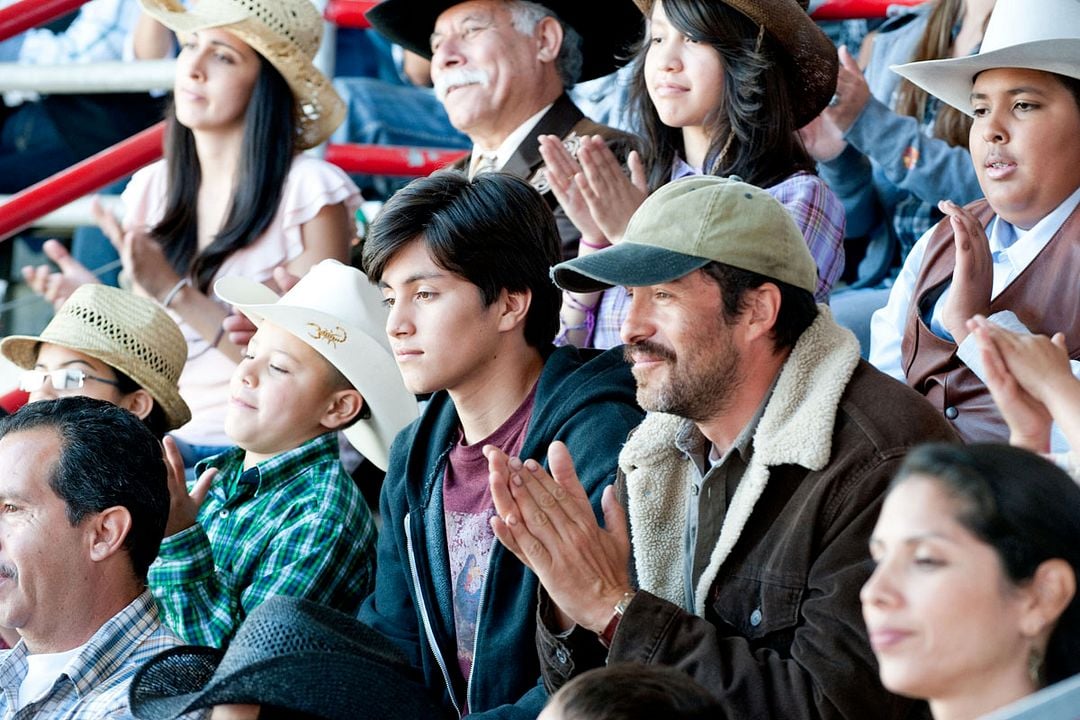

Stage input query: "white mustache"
[{"left": 434, "top": 68, "right": 491, "bottom": 102}]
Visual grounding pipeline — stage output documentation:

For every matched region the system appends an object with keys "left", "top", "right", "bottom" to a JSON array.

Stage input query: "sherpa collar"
[{"left": 619, "top": 308, "right": 861, "bottom": 615}]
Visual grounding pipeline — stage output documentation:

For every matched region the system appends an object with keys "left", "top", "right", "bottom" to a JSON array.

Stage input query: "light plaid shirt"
[
  {"left": 0, "top": 592, "right": 198, "bottom": 719},
  {"left": 148, "top": 432, "right": 377, "bottom": 647},
  {"left": 565, "top": 166, "right": 847, "bottom": 350}
]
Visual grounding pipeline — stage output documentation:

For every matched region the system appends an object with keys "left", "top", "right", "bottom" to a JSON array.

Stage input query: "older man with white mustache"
[{"left": 368, "top": 0, "right": 642, "bottom": 260}]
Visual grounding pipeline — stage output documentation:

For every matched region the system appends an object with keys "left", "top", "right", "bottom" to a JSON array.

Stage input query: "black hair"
[
  {"left": 700, "top": 261, "right": 818, "bottom": 351},
  {"left": 628, "top": 0, "right": 815, "bottom": 192},
  {"left": 361, "top": 171, "right": 561, "bottom": 348},
  {"left": 1055, "top": 72, "right": 1080, "bottom": 112},
  {"left": 553, "top": 663, "right": 721, "bottom": 720},
  {"left": 112, "top": 368, "right": 170, "bottom": 439},
  {"left": 893, "top": 443, "right": 1080, "bottom": 685},
  {"left": 0, "top": 397, "right": 169, "bottom": 584},
  {"left": 155, "top": 53, "right": 297, "bottom": 295}
]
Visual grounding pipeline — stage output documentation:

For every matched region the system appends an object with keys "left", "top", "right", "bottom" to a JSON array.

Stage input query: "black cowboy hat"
[
  {"left": 366, "top": 0, "right": 645, "bottom": 82},
  {"left": 128, "top": 597, "right": 442, "bottom": 720}
]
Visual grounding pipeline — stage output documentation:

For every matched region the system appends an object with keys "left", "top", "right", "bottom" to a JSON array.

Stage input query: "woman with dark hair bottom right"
[{"left": 863, "top": 443, "right": 1080, "bottom": 720}]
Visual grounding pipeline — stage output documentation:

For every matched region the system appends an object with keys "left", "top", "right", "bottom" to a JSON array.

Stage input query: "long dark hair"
[
  {"left": 628, "top": 0, "right": 815, "bottom": 191},
  {"left": 154, "top": 54, "right": 297, "bottom": 294},
  {"left": 893, "top": 0, "right": 975, "bottom": 148},
  {"left": 893, "top": 443, "right": 1080, "bottom": 685}
]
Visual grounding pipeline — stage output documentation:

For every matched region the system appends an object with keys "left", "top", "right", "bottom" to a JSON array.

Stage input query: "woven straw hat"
[
  {"left": 632, "top": 0, "right": 837, "bottom": 127},
  {"left": 892, "top": 0, "right": 1080, "bottom": 116},
  {"left": 215, "top": 259, "right": 418, "bottom": 471},
  {"left": 0, "top": 285, "right": 191, "bottom": 431},
  {"left": 129, "top": 596, "right": 441, "bottom": 719},
  {"left": 139, "top": 0, "right": 344, "bottom": 150}
]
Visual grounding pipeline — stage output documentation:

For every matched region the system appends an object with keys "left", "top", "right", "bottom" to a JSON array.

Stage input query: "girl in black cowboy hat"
[{"left": 544, "top": 0, "right": 846, "bottom": 349}]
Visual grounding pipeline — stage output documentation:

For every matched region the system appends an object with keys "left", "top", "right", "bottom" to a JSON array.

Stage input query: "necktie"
[{"left": 471, "top": 151, "right": 498, "bottom": 178}]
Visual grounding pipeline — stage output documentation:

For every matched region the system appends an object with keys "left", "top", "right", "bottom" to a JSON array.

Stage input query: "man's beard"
[{"left": 624, "top": 336, "right": 741, "bottom": 423}]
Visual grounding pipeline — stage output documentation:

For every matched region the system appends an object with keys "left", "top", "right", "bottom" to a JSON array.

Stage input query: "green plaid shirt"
[{"left": 148, "top": 433, "right": 376, "bottom": 647}]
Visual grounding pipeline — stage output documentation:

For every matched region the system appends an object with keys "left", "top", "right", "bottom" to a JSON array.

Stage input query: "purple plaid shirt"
[{"left": 577, "top": 164, "right": 846, "bottom": 350}]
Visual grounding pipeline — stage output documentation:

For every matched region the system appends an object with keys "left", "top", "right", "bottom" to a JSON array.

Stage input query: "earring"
[{"left": 1028, "top": 646, "right": 1045, "bottom": 687}]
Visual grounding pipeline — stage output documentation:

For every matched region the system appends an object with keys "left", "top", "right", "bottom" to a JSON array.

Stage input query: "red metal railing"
[
  {"left": 812, "top": 0, "right": 927, "bottom": 20},
  {"left": 0, "top": 122, "right": 166, "bottom": 241},
  {"left": 325, "top": 143, "right": 467, "bottom": 177},
  {"left": 323, "top": 0, "right": 931, "bottom": 27},
  {"left": 0, "top": 0, "right": 89, "bottom": 43}
]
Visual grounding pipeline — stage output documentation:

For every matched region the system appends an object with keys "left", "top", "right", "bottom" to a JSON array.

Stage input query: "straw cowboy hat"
[
  {"left": 893, "top": 0, "right": 1080, "bottom": 115},
  {"left": 632, "top": 0, "right": 837, "bottom": 127},
  {"left": 128, "top": 595, "right": 441, "bottom": 719},
  {"left": 366, "top": 0, "right": 644, "bottom": 82},
  {"left": 139, "top": 0, "right": 344, "bottom": 149},
  {"left": 214, "top": 259, "right": 418, "bottom": 471},
  {"left": 0, "top": 284, "right": 191, "bottom": 430}
]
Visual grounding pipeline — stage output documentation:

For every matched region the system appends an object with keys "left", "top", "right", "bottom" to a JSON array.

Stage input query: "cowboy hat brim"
[
  {"left": 892, "top": 39, "right": 1080, "bottom": 116},
  {"left": 365, "top": 0, "right": 644, "bottom": 82},
  {"left": 129, "top": 648, "right": 440, "bottom": 720},
  {"left": 214, "top": 277, "right": 418, "bottom": 471}
]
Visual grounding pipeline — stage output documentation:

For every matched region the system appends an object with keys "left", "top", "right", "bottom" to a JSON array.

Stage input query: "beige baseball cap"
[{"left": 552, "top": 175, "right": 818, "bottom": 295}]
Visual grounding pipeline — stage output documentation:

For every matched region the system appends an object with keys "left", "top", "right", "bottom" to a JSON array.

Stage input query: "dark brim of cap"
[
  {"left": 366, "top": 0, "right": 643, "bottom": 82},
  {"left": 551, "top": 243, "right": 711, "bottom": 293}
]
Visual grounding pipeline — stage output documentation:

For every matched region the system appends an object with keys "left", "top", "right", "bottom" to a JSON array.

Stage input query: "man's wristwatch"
[{"left": 597, "top": 590, "right": 636, "bottom": 649}]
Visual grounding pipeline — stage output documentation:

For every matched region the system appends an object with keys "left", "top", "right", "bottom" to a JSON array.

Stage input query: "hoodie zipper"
[
  {"left": 405, "top": 511, "right": 463, "bottom": 718},
  {"left": 464, "top": 539, "right": 498, "bottom": 713}
]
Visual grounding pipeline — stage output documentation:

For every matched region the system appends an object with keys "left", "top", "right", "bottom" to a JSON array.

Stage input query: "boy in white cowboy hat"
[
  {"left": 0, "top": 283, "right": 191, "bottom": 439},
  {"left": 147, "top": 259, "right": 418, "bottom": 648},
  {"left": 869, "top": 0, "right": 1080, "bottom": 447}
]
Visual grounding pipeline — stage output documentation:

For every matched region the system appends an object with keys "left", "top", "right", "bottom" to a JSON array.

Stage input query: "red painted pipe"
[
  {"left": 0, "top": 0, "right": 90, "bottom": 44},
  {"left": 323, "top": 0, "right": 379, "bottom": 29},
  {"left": 325, "top": 143, "right": 467, "bottom": 177},
  {"left": 0, "top": 122, "right": 165, "bottom": 242},
  {"left": 811, "top": 0, "right": 927, "bottom": 21}
]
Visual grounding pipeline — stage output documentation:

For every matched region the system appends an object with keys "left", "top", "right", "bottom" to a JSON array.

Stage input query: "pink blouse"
[{"left": 122, "top": 155, "right": 361, "bottom": 446}]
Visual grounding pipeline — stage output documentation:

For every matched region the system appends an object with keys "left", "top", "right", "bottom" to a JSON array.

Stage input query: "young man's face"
[
  {"left": 378, "top": 239, "right": 505, "bottom": 396},
  {"left": 225, "top": 321, "right": 343, "bottom": 464},
  {"left": 969, "top": 68, "right": 1080, "bottom": 230}
]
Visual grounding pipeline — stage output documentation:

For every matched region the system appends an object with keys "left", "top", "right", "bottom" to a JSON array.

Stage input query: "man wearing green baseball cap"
[{"left": 486, "top": 175, "right": 958, "bottom": 719}]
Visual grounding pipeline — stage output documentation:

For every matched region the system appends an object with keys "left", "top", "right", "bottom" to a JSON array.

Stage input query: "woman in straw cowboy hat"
[
  {"left": 0, "top": 283, "right": 190, "bottom": 440},
  {"left": 868, "top": 0, "right": 1080, "bottom": 447},
  {"left": 546, "top": 0, "right": 846, "bottom": 349},
  {"left": 22, "top": 0, "right": 361, "bottom": 469}
]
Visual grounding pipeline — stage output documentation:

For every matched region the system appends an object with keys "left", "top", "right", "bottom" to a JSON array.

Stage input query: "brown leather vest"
[{"left": 901, "top": 199, "right": 1080, "bottom": 443}]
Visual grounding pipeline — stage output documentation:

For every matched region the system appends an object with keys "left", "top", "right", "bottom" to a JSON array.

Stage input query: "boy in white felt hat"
[
  {"left": 148, "top": 259, "right": 418, "bottom": 647},
  {"left": 869, "top": 0, "right": 1080, "bottom": 448}
]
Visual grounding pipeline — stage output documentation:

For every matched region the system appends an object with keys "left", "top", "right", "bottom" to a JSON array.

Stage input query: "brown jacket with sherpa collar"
[{"left": 538, "top": 310, "right": 958, "bottom": 720}]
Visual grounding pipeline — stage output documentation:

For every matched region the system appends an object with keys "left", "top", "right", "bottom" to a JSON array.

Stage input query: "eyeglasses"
[{"left": 18, "top": 368, "right": 122, "bottom": 393}]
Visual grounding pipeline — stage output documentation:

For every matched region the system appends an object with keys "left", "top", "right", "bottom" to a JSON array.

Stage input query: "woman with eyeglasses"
[{"left": 0, "top": 283, "right": 190, "bottom": 441}]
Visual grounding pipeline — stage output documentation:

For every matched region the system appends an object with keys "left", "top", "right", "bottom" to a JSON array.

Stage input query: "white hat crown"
[{"left": 981, "top": 0, "right": 1080, "bottom": 53}]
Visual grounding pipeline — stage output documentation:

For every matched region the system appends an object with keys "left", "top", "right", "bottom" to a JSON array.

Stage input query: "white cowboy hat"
[
  {"left": 892, "top": 0, "right": 1080, "bottom": 116},
  {"left": 139, "top": 0, "right": 344, "bottom": 150},
  {"left": 214, "top": 260, "right": 418, "bottom": 471}
]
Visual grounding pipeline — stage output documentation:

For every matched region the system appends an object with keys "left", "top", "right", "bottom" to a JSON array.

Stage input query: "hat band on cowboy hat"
[
  {"left": 365, "top": 0, "right": 643, "bottom": 83},
  {"left": 891, "top": 0, "right": 1080, "bottom": 116},
  {"left": 552, "top": 175, "right": 819, "bottom": 295},
  {"left": 631, "top": 0, "right": 837, "bottom": 127},
  {"left": 138, "top": 0, "right": 345, "bottom": 149},
  {"left": 214, "top": 260, "right": 418, "bottom": 471},
  {"left": 0, "top": 284, "right": 191, "bottom": 431}
]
